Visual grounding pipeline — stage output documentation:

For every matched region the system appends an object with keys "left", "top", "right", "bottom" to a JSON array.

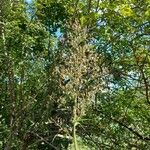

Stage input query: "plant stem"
[{"left": 73, "top": 97, "right": 79, "bottom": 150}]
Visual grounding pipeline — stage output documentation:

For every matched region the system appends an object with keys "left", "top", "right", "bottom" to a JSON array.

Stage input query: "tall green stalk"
[{"left": 73, "top": 97, "right": 79, "bottom": 150}]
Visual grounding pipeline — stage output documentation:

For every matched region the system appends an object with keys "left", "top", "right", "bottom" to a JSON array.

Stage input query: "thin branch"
[
  {"left": 131, "top": 46, "right": 150, "bottom": 105},
  {"left": 30, "top": 132, "right": 59, "bottom": 150},
  {"left": 112, "top": 118, "right": 150, "bottom": 141}
]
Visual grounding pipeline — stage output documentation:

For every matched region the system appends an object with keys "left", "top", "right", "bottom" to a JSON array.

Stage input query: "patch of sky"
[
  {"left": 25, "top": 0, "right": 34, "bottom": 20},
  {"left": 55, "top": 28, "right": 63, "bottom": 38},
  {"left": 25, "top": 0, "right": 32, "bottom": 4}
]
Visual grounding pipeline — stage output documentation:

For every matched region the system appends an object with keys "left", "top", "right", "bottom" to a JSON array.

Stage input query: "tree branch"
[{"left": 112, "top": 118, "right": 150, "bottom": 141}]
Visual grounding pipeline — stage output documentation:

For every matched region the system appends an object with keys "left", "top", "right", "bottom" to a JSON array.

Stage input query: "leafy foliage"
[{"left": 0, "top": 0, "right": 150, "bottom": 149}]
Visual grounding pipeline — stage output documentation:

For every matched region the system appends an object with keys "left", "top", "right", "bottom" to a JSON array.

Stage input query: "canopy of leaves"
[{"left": 0, "top": 0, "right": 150, "bottom": 149}]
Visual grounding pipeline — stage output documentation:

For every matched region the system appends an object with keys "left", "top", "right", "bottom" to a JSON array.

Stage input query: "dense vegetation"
[{"left": 0, "top": 0, "right": 150, "bottom": 149}]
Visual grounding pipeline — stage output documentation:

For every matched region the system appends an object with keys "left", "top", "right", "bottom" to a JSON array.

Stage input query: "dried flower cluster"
[{"left": 55, "top": 21, "right": 103, "bottom": 117}]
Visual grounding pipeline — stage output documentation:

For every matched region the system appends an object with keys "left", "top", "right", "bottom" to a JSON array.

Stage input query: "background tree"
[{"left": 1, "top": 0, "right": 150, "bottom": 149}]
